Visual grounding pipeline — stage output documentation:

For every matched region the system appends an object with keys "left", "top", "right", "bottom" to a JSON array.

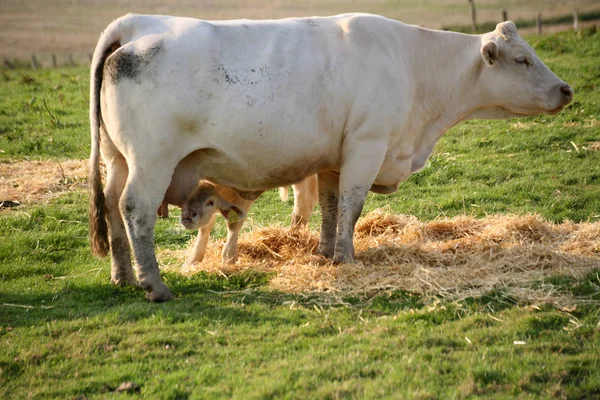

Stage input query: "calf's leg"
[
  {"left": 184, "top": 213, "right": 217, "bottom": 266},
  {"left": 291, "top": 175, "right": 318, "bottom": 227}
]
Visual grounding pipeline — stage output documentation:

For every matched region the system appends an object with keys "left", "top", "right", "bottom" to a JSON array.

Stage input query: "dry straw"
[
  {"left": 162, "top": 207, "right": 600, "bottom": 306},
  {"left": 0, "top": 159, "right": 88, "bottom": 204}
]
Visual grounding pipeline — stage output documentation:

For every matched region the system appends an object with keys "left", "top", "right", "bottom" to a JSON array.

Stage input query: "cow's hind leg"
[
  {"left": 104, "top": 157, "right": 136, "bottom": 286},
  {"left": 317, "top": 171, "right": 339, "bottom": 258},
  {"left": 120, "top": 160, "right": 178, "bottom": 302}
]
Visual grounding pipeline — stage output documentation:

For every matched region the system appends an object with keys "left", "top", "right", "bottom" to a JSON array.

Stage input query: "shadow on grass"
[{"left": 0, "top": 270, "right": 300, "bottom": 328}]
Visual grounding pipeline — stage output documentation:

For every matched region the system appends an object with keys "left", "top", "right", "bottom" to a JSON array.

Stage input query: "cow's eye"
[
  {"left": 206, "top": 200, "right": 214, "bottom": 207},
  {"left": 515, "top": 57, "right": 530, "bottom": 67}
]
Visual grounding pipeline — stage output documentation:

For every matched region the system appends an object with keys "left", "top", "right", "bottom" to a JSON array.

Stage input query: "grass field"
[{"left": 1, "top": 28, "right": 600, "bottom": 398}]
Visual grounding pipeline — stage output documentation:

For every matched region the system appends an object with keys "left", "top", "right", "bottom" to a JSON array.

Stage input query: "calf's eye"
[
  {"left": 206, "top": 200, "right": 214, "bottom": 207},
  {"left": 515, "top": 57, "right": 530, "bottom": 67}
]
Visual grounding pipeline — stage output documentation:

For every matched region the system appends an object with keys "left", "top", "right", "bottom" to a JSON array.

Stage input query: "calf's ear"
[
  {"left": 481, "top": 40, "right": 498, "bottom": 66},
  {"left": 219, "top": 202, "right": 247, "bottom": 223}
]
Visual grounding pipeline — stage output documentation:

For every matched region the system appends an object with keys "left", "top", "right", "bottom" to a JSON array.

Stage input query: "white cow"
[{"left": 89, "top": 13, "right": 573, "bottom": 301}]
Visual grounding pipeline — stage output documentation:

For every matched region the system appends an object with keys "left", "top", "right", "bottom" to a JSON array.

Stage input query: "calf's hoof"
[
  {"left": 183, "top": 256, "right": 204, "bottom": 267},
  {"left": 222, "top": 255, "right": 238, "bottom": 264},
  {"left": 291, "top": 214, "right": 308, "bottom": 228}
]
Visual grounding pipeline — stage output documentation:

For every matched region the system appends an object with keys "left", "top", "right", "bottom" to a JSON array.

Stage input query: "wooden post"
[
  {"left": 573, "top": 8, "right": 580, "bottom": 32},
  {"left": 68, "top": 55, "right": 75, "bottom": 67},
  {"left": 468, "top": 0, "right": 477, "bottom": 33},
  {"left": 502, "top": 9, "right": 508, "bottom": 22},
  {"left": 537, "top": 13, "right": 542, "bottom": 34},
  {"left": 31, "top": 54, "right": 38, "bottom": 70},
  {"left": 52, "top": 54, "right": 57, "bottom": 68},
  {"left": 88, "top": 53, "right": 93, "bottom": 64},
  {"left": 4, "top": 58, "right": 15, "bottom": 69}
]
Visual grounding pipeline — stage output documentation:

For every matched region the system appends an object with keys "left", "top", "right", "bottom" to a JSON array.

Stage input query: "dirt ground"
[{"left": 1, "top": 0, "right": 598, "bottom": 62}]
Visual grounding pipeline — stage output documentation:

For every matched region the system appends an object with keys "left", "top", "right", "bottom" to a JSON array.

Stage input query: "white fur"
[{"left": 90, "top": 14, "right": 572, "bottom": 299}]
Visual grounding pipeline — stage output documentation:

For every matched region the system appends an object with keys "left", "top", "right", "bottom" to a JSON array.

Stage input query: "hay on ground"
[
  {"left": 0, "top": 159, "right": 88, "bottom": 205},
  {"left": 161, "top": 209, "right": 600, "bottom": 305}
]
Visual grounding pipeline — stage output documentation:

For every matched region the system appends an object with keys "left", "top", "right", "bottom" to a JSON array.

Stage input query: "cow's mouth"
[{"left": 180, "top": 218, "right": 196, "bottom": 229}]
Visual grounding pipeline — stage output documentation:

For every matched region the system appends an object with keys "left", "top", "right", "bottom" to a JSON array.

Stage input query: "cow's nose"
[{"left": 559, "top": 84, "right": 573, "bottom": 102}]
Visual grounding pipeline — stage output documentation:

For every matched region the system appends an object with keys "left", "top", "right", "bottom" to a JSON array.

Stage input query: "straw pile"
[
  {"left": 161, "top": 208, "right": 600, "bottom": 305},
  {"left": 0, "top": 159, "right": 88, "bottom": 205}
]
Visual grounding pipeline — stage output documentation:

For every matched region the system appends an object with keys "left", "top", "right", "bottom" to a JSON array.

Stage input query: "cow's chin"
[
  {"left": 504, "top": 104, "right": 565, "bottom": 118},
  {"left": 543, "top": 105, "right": 565, "bottom": 116}
]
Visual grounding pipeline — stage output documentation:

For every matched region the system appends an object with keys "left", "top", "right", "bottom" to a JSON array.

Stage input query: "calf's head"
[
  {"left": 180, "top": 182, "right": 247, "bottom": 230},
  {"left": 479, "top": 21, "right": 573, "bottom": 117}
]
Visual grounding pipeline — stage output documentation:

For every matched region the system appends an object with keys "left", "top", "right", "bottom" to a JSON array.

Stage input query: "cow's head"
[
  {"left": 180, "top": 183, "right": 246, "bottom": 230},
  {"left": 478, "top": 21, "right": 573, "bottom": 118}
]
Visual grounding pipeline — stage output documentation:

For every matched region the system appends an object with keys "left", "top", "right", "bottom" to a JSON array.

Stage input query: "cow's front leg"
[
  {"left": 184, "top": 213, "right": 217, "bottom": 266},
  {"left": 120, "top": 163, "right": 177, "bottom": 302},
  {"left": 317, "top": 171, "right": 339, "bottom": 258},
  {"left": 334, "top": 142, "right": 386, "bottom": 263}
]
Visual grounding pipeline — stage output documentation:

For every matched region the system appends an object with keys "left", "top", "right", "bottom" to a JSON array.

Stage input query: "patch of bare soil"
[
  {"left": 162, "top": 209, "right": 600, "bottom": 305},
  {"left": 0, "top": 159, "right": 88, "bottom": 206}
]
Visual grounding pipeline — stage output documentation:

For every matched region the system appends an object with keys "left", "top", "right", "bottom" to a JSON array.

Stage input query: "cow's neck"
[{"left": 403, "top": 28, "right": 492, "bottom": 153}]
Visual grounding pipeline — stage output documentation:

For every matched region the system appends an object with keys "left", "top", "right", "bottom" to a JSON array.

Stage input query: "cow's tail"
[
  {"left": 88, "top": 15, "right": 133, "bottom": 257},
  {"left": 278, "top": 187, "right": 289, "bottom": 202}
]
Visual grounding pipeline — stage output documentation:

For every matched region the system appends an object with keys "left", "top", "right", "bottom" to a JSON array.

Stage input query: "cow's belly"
[
  {"left": 175, "top": 138, "right": 337, "bottom": 192},
  {"left": 372, "top": 150, "right": 414, "bottom": 191}
]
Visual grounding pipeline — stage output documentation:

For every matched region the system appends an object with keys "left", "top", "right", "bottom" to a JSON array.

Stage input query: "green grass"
[{"left": 1, "top": 30, "right": 600, "bottom": 399}]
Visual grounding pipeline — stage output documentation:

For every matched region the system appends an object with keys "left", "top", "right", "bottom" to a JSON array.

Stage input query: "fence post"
[
  {"left": 468, "top": 0, "right": 477, "bottom": 33},
  {"left": 31, "top": 54, "right": 39, "bottom": 70},
  {"left": 68, "top": 55, "right": 76, "bottom": 67},
  {"left": 52, "top": 54, "right": 57, "bottom": 68},
  {"left": 537, "top": 13, "right": 542, "bottom": 34},
  {"left": 502, "top": 9, "right": 508, "bottom": 22},
  {"left": 573, "top": 8, "right": 580, "bottom": 32}
]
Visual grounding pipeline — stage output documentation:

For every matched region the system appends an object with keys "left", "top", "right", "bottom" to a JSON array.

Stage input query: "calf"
[{"left": 180, "top": 175, "right": 318, "bottom": 264}]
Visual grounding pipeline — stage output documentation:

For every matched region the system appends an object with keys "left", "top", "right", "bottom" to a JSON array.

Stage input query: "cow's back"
[{"left": 100, "top": 13, "right": 412, "bottom": 191}]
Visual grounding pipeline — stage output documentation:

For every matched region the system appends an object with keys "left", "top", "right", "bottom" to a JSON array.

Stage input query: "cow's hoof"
[
  {"left": 146, "top": 286, "right": 174, "bottom": 302},
  {"left": 317, "top": 243, "right": 335, "bottom": 258},
  {"left": 333, "top": 252, "right": 354, "bottom": 264},
  {"left": 111, "top": 275, "right": 137, "bottom": 287}
]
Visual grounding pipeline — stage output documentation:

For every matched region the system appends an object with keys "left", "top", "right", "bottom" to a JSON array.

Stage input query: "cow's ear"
[
  {"left": 219, "top": 203, "right": 247, "bottom": 223},
  {"left": 481, "top": 40, "right": 498, "bottom": 66}
]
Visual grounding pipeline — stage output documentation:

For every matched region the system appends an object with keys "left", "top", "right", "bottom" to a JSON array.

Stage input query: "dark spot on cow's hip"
[{"left": 104, "top": 43, "right": 162, "bottom": 84}]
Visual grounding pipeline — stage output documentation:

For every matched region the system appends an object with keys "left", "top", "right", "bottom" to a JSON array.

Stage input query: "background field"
[
  {"left": 1, "top": 0, "right": 599, "bottom": 64},
  {"left": 1, "top": 3, "right": 600, "bottom": 399}
]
